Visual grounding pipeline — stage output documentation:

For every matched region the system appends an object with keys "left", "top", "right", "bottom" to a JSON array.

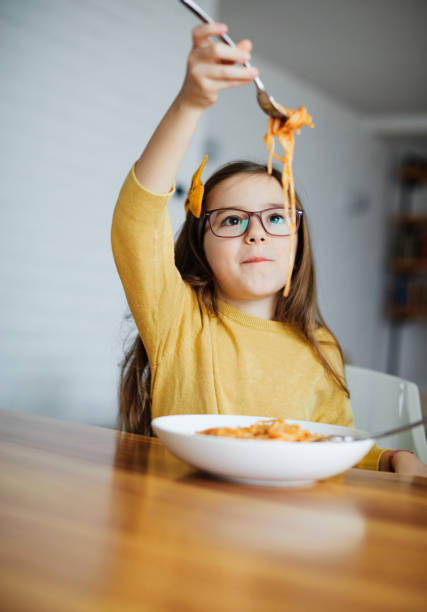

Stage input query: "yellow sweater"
[{"left": 111, "top": 165, "right": 385, "bottom": 471}]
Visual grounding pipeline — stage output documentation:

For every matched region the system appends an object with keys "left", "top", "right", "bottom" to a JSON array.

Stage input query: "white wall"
[{"left": 0, "top": 0, "right": 217, "bottom": 427}]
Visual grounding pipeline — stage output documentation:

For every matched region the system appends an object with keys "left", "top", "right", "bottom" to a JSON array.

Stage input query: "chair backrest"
[{"left": 344, "top": 365, "right": 427, "bottom": 463}]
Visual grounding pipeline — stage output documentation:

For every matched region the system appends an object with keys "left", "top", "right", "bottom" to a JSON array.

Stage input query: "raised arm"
[
  {"left": 134, "top": 21, "right": 257, "bottom": 193},
  {"left": 112, "top": 21, "right": 258, "bottom": 363}
]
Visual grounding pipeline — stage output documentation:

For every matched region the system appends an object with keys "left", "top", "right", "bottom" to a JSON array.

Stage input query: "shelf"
[
  {"left": 388, "top": 158, "right": 427, "bottom": 328},
  {"left": 395, "top": 214, "right": 427, "bottom": 225},
  {"left": 393, "top": 259, "right": 427, "bottom": 273},
  {"left": 400, "top": 167, "right": 427, "bottom": 185},
  {"left": 388, "top": 306, "right": 427, "bottom": 320}
]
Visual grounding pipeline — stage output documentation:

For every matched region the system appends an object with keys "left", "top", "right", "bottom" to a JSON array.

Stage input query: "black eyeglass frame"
[{"left": 203, "top": 207, "right": 304, "bottom": 238}]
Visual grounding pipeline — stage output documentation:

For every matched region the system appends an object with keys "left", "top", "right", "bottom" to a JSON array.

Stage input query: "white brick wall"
[{"left": 0, "top": 0, "right": 217, "bottom": 427}]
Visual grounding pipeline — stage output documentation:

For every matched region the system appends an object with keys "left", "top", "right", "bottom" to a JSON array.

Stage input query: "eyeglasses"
[{"left": 204, "top": 207, "right": 303, "bottom": 238}]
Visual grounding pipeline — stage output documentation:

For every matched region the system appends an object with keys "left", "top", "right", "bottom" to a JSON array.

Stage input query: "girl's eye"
[
  {"left": 267, "top": 213, "right": 285, "bottom": 224},
  {"left": 222, "top": 215, "right": 244, "bottom": 226}
]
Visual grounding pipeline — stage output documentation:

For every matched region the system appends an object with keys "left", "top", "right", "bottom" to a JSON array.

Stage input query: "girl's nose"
[{"left": 244, "top": 216, "right": 267, "bottom": 243}]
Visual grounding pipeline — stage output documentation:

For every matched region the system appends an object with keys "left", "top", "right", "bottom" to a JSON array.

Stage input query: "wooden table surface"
[{"left": 1, "top": 409, "right": 426, "bottom": 612}]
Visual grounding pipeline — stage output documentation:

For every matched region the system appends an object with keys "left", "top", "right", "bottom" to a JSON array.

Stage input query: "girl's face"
[{"left": 203, "top": 173, "right": 297, "bottom": 306}]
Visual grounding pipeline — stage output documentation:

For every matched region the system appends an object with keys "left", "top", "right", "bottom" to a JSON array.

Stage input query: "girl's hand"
[
  {"left": 392, "top": 451, "right": 427, "bottom": 477},
  {"left": 177, "top": 22, "right": 258, "bottom": 111}
]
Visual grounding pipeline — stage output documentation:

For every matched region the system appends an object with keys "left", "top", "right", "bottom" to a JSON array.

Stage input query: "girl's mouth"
[{"left": 242, "top": 258, "right": 273, "bottom": 264}]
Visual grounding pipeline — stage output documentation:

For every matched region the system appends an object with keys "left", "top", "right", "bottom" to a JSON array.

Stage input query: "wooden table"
[{"left": 1, "top": 409, "right": 426, "bottom": 612}]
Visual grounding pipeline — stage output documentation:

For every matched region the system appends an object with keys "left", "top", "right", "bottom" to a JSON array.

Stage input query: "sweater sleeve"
[
  {"left": 312, "top": 330, "right": 388, "bottom": 471},
  {"left": 111, "top": 164, "right": 193, "bottom": 365}
]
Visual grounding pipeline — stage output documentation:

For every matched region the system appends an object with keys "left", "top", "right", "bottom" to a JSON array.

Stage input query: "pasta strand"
[{"left": 264, "top": 106, "right": 314, "bottom": 296}]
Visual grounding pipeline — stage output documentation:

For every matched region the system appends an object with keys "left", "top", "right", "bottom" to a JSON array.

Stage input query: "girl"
[{"left": 111, "top": 22, "right": 427, "bottom": 476}]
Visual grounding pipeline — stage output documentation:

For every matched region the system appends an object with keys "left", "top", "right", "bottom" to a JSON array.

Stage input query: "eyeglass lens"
[{"left": 210, "top": 208, "right": 298, "bottom": 237}]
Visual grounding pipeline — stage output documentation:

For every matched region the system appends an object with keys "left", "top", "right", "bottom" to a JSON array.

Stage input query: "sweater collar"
[{"left": 216, "top": 299, "right": 287, "bottom": 332}]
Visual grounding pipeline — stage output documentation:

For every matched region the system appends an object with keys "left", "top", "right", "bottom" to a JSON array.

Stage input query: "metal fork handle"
[
  {"left": 179, "top": 0, "right": 266, "bottom": 92},
  {"left": 325, "top": 417, "right": 427, "bottom": 443},
  {"left": 365, "top": 417, "right": 427, "bottom": 441}
]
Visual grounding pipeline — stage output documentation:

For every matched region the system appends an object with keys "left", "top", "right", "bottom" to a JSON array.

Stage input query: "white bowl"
[{"left": 151, "top": 415, "right": 374, "bottom": 487}]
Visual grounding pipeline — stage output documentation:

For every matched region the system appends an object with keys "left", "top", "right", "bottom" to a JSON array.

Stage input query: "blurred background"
[{"left": 1, "top": 0, "right": 426, "bottom": 429}]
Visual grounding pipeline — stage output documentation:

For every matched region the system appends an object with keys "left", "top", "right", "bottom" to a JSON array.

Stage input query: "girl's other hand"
[
  {"left": 177, "top": 22, "right": 258, "bottom": 110},
  {"left": 392, "top": 451, "right": 427, "bottom": 477}
]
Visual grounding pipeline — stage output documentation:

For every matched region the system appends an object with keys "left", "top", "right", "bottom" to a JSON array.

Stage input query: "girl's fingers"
[
  {"left": 192, "top": 23, "right": 253, "bottom": 61},
  {"left": 195, "top": 41, "right": 252, "bottom": 66},
  {"left": 186, "top": 25, "right": 257, "bottom": 102},
  {"left": 220, "top": 40, "right": 252, "bottom": 65},
  {"left": 192, "top": 22, "right": 228, "bottom": 47},
  {"left": 211, "top": 41, "right": 252, "bottom": 64},
  {"left": 216, "top": 78, "right": 258, "bottom": 90},
  {"left": 237, "top": 39, "right": 253, "bottom": 53},
  {"left": 202, "top": 63, "right": 258, "bottom": 81}
]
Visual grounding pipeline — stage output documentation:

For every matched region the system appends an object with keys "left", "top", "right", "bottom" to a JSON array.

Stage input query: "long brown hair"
[{"left": 117, "top": 161, "right": 349, "bottom": 435}]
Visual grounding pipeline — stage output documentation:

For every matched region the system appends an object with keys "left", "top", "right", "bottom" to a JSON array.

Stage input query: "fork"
[
  {"left": 316, "top": 417, "right": 427, "bottom": 443},
  {"left": 179, "top": 0, "right": 288, "bottom": 120}
]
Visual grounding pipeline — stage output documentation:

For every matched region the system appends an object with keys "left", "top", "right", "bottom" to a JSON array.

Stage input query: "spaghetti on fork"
[{"left": 264, "top": 105, "right": 314, "bottom": 297}]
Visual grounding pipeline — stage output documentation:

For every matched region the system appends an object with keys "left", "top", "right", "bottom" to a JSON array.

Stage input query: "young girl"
[{"left": 111, "top": 22, "right": 427, "bottom": 476}]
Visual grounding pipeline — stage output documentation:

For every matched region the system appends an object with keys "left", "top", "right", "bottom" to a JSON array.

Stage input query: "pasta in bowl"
[{"left": 151, "top": 415, "right": 374, "bottom": 487}]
